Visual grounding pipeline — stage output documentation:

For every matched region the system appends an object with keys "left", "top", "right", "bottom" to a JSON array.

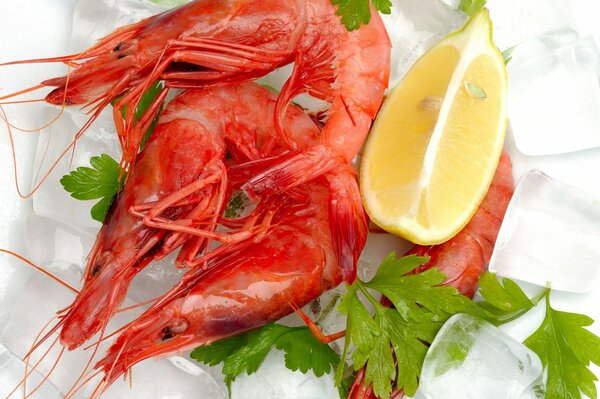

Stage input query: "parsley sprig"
[
  {"left": 335, "top": 254, "right": 480, "bottom": 398},
  {"left": 191, "top": 323, "right": 340, "bottom": 392},
  {"left": 526, "top": 294, "right": 600, "bottom": 399},
  {"left": 60, "top": 154, "right": 124, "bottom": 222},
  {"left": 330, "top": 0, "right": 392, "bottom": 31}
]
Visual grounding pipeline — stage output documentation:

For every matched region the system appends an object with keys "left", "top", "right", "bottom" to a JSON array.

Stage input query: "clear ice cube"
[
  {"left": 418, "top": 314, "right": 544, "bottom": 399},
  {"left": 25, "top": 214, "right": 96, "bottom": 288},
  {"left": 489, "top": 170, "right": 600, "bottom": 293},
  {"left": 93, "top": 356, "right": 227, "bottom": 399},
  {"left": 487, "top": 0, "right": 577, "bottom": 50},
  {"left": 508, "top": 35, "right": 600, "bottom": 155},
  {"left": 127, "top": 252, "right": 187, "bottom": 304},
  {"left": 382, "top": 0, "right": 467, "bottom": 87},
  {"left": 230, "top": 350, "right": 338, "bottom": 399}
]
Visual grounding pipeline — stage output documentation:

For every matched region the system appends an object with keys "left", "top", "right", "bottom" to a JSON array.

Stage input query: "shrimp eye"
[
  {"left": 161, "top": 320, "right": 188, "bottom": 341},
  {"left": 113, "top": 42, "right": 123, "bottom": 52},
  {"left": 91, "top": 263, "right": 102, "bottom": 277}
]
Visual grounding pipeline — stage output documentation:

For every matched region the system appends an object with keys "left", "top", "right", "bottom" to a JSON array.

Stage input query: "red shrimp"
[
  {"left": 242, "top": 0, "right": 391, "bottom": 199},
  {"left": 89, "top": 165, "right": 367, "bottom": 395},
  {"left": 347, "top": 151, "right": 515, "bottom": 399},
  {"left": 54, "top": 97, "right": 229, "bottom": 351},
  {"left": 1, "top": 0, "right": 307, "bottom": 168}
]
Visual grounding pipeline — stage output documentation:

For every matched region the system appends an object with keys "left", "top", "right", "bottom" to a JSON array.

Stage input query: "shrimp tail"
[
  {"left": 241, "top": 145, "right": 340, "bottom": 200},
  {"left": 327, "top": 167, "right": 368, "bottom": 283}
]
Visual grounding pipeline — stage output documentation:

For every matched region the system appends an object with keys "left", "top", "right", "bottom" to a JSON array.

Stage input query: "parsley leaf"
[
  {"left": 476, "top": 272, "right": 539, "bottom": 324},
  {"left": 60, "top": 154, "right": 124, "bottom": 222},
  {"left": 525, "top": 295, "right": 600, "bottom": 399},
  {"left": 458, "top": 0, "right": 487, "bottom": 17},
  {"left": 334, "top": 256, "right": 547, "bottom": 399},
  {"left": 330, "top": 0, "right": 392, "bottom": 31},
  {"left": 116, "top": 81, "right": 164, "bottom": 151},
  {"left": 191, "top": 323, "right": 339, "bottom": 391},
  {"left": 366, "top": 254, "right": 473, "bottom": 321},
  {"left": 224, "top": 191, "right": 251, "bottom": 218}
]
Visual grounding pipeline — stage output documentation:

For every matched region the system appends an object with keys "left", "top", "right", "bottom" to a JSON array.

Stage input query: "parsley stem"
[
  {"left": 316, "top": 293, "right": 341, "bottom": 325},
  {"left": 356, "top": 281, "right": 382, "bottom": 310}
]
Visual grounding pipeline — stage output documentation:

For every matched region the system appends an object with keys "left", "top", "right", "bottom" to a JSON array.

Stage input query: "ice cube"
[
  {"left": 0, "top": 0, "right": 75, "bottom": 348},
  {"left": 127, "top": 252, "right": 187, "bottom": 304},
  {"left": 508, "top": 35, "right": 600, "bottom": 155},
  {"left": 0, "top": 344, "right": 62, "bottom": 399},
  {"left": 489, "top": 170, "right": 600, "bottom": 293},
  {"left": 230, "top": 350, "right": 338, "bottom": 399},
  {"left": 31, "top": 107, "right": 121, "bottom": 230},
  {"left": 383, "top": 0, "right": 467, "bottom": 87},
  {"left": 418, "top": 314, "right": 544, "bottom": 399},
  {"left": 504, "top": 123, "right": 600, "bottom": 200},
  {"left": 487, "top": 0, "right": 577, "bottom": 50},
  {"left": 25, "top": 214, "right": 96, "bottom": 288}
]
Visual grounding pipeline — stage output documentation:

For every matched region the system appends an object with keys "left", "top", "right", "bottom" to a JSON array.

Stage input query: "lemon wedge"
[{"left": 360, "top": 9, "right": 508, "bottom": 245}]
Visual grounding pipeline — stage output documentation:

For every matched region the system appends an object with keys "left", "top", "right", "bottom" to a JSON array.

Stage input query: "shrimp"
[
  {"left": 1, "top": 0, "right": 307, "bottom": 168},
  {"left": 90, "top": 164, "right": 367, "bottom": 395},
  {"left": 242, "top": 0, "right": 391, "bottom": 199},
  {"left": 54, "top": 95, "right": 229, "bottom": 351},
  {"left": 347, "top": 151, "right": 515, "bottom": 399}
]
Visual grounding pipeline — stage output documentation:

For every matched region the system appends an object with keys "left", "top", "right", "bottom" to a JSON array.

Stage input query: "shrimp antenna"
[
  {"left": 3, "top": 315, "right": 60, "bottom": 399},
  {"left": 63, "top": 321, "right": 109, "bottom": 399},
  {"left": 0, "top": 249, "right": 78, "bottom": 293}
]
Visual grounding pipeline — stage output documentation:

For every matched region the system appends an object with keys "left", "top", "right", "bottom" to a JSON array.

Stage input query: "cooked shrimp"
[
  {"left": 56, "top": 100, "right": 229, "bottom": 351},
  {"left": 242, "top": 0, "right": 391, "bottom": 199}
]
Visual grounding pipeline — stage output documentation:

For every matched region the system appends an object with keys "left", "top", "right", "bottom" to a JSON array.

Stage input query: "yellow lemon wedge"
[{"left": 360, "top": 9, "right": 508, "bottom": 245}]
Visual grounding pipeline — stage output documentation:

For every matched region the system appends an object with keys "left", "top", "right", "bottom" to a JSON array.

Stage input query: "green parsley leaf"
[
  {"left": 224, "top": 191, "right": 251, "bottom": 218},
  {"left": 365, "top": 254, "right": 471, "bottom": 321},
  {"left": 330, "top": 0, "right": 392, "bottom": 32},
  {"left": 502, "top": 47, "right": 514, "bottom": 65},
  {"left": 116, "top": 82, "right": 164, "bottom": 151},
  {"left": 476, "top": 272, "right": 538, "bottom": 324},
  {"left": 191, "top": 323, "right": 339, "bottom": 390},
  {"left": 525, "top": 295, "right": 600, "bottom": 399},
  {"left": 60, "top": 154, "right": 124, "bottom": 222},
  {"left": 458, "top": 0, "right": 487, "bottom": 17}
]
